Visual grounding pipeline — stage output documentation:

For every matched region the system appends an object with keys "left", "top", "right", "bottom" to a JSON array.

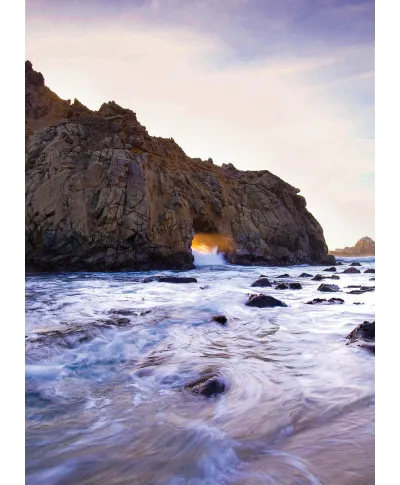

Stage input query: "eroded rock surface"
[{"left": 26, "top": 62, "right": 330, "bottom": 271}]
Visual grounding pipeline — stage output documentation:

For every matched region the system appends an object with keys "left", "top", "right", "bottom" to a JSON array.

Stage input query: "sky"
[{"left": 25, "top": 0, "right": 375, "bottom": 249}]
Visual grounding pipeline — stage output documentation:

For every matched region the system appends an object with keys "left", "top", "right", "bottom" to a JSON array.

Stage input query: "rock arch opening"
[{"left": 191, "top": 217, "right": 234, "bottom": 257}]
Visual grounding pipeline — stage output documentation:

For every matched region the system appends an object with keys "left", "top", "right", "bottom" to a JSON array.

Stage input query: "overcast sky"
[{"left": 26, "top": 0, "right": 375, "bottom": 249}]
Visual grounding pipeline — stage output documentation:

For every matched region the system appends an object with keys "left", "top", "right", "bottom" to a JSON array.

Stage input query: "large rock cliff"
[{"left": 25, "top": 61, "right": 331, "bottom": 271}]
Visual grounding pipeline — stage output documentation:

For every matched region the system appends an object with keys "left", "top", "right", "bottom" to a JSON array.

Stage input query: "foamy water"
[
  {"left": 193, "top": 247, "right": 227, "bottom": 266},
  {"left": 25, "top": 258, "right": 375, "bottom": 484}
]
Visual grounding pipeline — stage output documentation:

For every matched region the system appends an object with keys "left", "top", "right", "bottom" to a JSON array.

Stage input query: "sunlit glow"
[{"left": 191, "top": 233, "right": 234, "bottom": 254}]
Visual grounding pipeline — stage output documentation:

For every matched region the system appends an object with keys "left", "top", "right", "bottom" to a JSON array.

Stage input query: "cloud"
[{"left": 25, "top": 16, "right": 374, "bottom": 248}]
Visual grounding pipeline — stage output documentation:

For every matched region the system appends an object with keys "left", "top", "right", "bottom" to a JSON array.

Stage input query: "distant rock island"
[
  {"left": 25, "top": 60, "right": 333, "bottom": 271},
  {"left": 329, "top": 237, "right": 375, "bottom": 257}
]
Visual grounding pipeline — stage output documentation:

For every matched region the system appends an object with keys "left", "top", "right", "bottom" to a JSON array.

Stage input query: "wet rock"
[
  {"left": 323, "top": 266, "right": 337, "bottom": 272},
  {"left": 276, "top": 273, "right": 290, "bottom": 278},
  {"left": 347, "top": 290, "right": 365, "bottom": 295},
  {"left": 245, "top": 294, "right": 287, "bottom": 308},
  {"left": 346, "top": 321, "right": 375, "bottom": 353},
  {"left": 369, "top": 277, "right": 375, "bottom": 281},
  {"left": 212, "top": 315, "right": 227, "bottom": 325},
  {"left": 312, "top": 274, "right": 325, "bottom": 281},
  {"left": 184, "top": 374, "right": 227, "bottom": 398},
  {"left": 251, "top": 277, "right": 272, "bottom": 288},
  {"left": 200, "top": 285, "right": 210, "bottom": 289},
  {"left": 289, "top": 282, "right": 302, "bottom": 289},
  {"left": 317, "top": 284, "right": 340, "bottom": 292},
  {"left": 299, "top": 272, "right": 312, "bottom": 277},
  {"left": 329, "top": 275, "right": 340, "bottom": 280},
  {"left": 346, "top": 285, "right": 361, "bottom": 288},
  {"left": 316, "top": 254, "right": 337, "bottom": 266},
  {"left": 343, "top": 267, "right": 361, "bottom": 274},
  {"left": 364, "top": 268, "right": 375, "bottom": 274},
  {"left": 336, "top": 261, "right": 343, "bottom": 265},
  {"left": 306, "top": 298, "right": 344, "bottom": 305},
  {"left": 353, "top": 302, "right": 364, "bottom": 305},
  {"left": 350, "top": 262, "right": 362, "bottom": 266},
  {"left": 275, "top": 283, "right": 289, "bottom": 290},
  {"left": 347, "top": 286, "right": 374, "bottom": 295},
  {"left": 143, "top": 276, "right": 198, "bottom": 284},
  {"left": 360, "top": 286, "right": 375, "bottom": 292},
  {"left": 107, "top": 308, "right": 151, "bottom": 316}
]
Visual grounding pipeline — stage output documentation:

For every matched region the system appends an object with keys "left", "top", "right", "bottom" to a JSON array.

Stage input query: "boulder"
[
  {"left": 306, "top": 297, "right": 344, "bottom": 305},
  {"left": 275, "top": 283, "right": 289, "bottom": 290},
  {"left": 299, "top": 272, "right": 312, "bottom": 277},
  {"left": 342, "top": 267, "right": 361, "bottom": 274},
  {"left": 350, "top": 262, "right": 362, "bottom": 266},
  {"left": 364, "top": 269, "right": 375, "bottom": 274},
  {"left": 245, "top": 294, "right": 287, "bottom": 308},
  {"left": 317, "top": 284, "right": 340, "bottom": 292},
  {"left": 212, "top": 315, "right": 227, "bottom": 325},
  {"left": 144, "top": 276, "right": 198, "bottom": 283},
  {"left": 323, "top": 266, "right": 336, "bottom": 272},
  {"left": 312, "top": 274, "right": 325, "bottom": 281},
  {"left": 346, "top": 321, "right": 375, "bottom": 354},
  {"left": 251, "top": 278, "right": 272, "bottom": 288},
  {"left": 289, "top": 282, "right": 302, "bottom": 289}
]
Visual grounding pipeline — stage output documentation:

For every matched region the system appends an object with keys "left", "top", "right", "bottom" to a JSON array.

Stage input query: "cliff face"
[
  {"left": 329, "top": 237, "right": 375, "bottom": 257},
  {"left": 25, "top": 62, "right": 330, "bottom": 271}
]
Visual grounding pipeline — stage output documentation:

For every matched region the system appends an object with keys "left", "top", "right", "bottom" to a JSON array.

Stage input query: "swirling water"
[{"left": 25, "top": 257, "right": 375, "bottom": 485}]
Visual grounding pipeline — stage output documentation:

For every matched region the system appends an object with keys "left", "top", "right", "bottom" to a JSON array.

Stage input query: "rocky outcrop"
[
  {"left": 329, "top": 237, "right": 375, "bottom": 257},
  {"left": 25, "top": 62, "right": 331, "bottom": 271}
]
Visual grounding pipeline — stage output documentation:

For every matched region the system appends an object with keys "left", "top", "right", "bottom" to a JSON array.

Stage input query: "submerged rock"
[
  {"left": 306, "top": 298, "right": 344, "bottom": 305},
  {"left": 275, "top": 283, "right": 289, "bottom": 290},
  {"left": 251, "top": 277, "right": 272, "bottom": 287},
  {"left": 276, "top": 273, "right": 290, "bottom": 278},
  {"left": 212, "top": 315, "right": 227, "bottom": 325},
  {"left": 317, "top": 284, "right": 340, "bottom": 292},
  {"left": 343, "top": 267, "right": 361, "bottom": 274},
  {"left": 184, "top": 374, "right": 227, "bottom": 398},
  {"left": 350, "top": 262, "right": 362, "bottom": 266},
  {"left": 245, "top": 294, "right": 287, "bottom": 308},
  {"left": 364, "top": 268, "right": 375, "bottom": 274},
  {"left": 299, "top": 272, "right": 312, "bottom": 277},
  {"left": 323, "top": 266, "right": 337, "bottom": 272},
  {"left": 289, "top": 282, "right": 302, "bottom": 289},
  {"left": 329, "top": 275, "right": 340, "bottom": 280}
]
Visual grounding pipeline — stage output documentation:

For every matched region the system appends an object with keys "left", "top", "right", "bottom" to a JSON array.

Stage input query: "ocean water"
[{"left": 25, "top": 256, "right": 375, "bottom": 485}]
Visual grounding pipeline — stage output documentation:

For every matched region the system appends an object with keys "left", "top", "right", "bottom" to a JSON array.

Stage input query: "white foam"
[{"left": 193, "top": 247, "right": 227, "bottom": 266}]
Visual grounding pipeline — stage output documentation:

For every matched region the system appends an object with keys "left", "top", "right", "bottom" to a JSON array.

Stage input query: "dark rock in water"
[
  {"left": 346, "top": 285, "right": 361, "bottom": 288},
  {"left": 299, "top": 272, "right": 312, "bottom": 277},
  {"left": 343, "top": 267, "right": 361, "bottom": 274},
  {"left": 276, "top": 273, "right": 290, "bottom": 278},
  {"left": 251, "top": 277, "right": 272, "bottom": 288},
  {"left": 316, "top": 254, "right": 337, "bottom": 266},
  {"left": 323, "top": 266, "right": 336, "bottom": 272},
  {"left": 144, "top": 276, "right": 198, "bottom": 284},
  {"left": 184, "top": 374, "right": 227, "bottom": 398},
  {"left": 369, "top": 277, "right": 375, "bottom": 281},
  {"left": 347, "top": 321, "right": 375, "bottom": 343},
  {"left": 360, "top": 286, "right": 375, "bottom": 292},
  {"left": 275, "top": 283, "right": 289, "bottom": 290},
  {"left": 329, "top": 275, "right": 340, "bottom": 280},
  {"left": 246, "top": 294, "right": 287, "bottom": 308},
  {"left": 364, "top": 268, "right": 375, "bottom": 274},
  {"left": 306, "top": 297, "right": 344, "bottom": 305},
  {"left": 200, "top": 285, "right": 210, "bottom": 289},
  {"left": 212, "top": 315, "right": 227, "bottom": 325},
  {"left": 289, "top": 282, "right": 302, "bottom": 289},
  {"left": 347, "top": 286, "right": 375, "bottom": 295},
  {"left": 312, "top": 274, "right": 325, "bottom": 281},
  {"left": 336, "top": 261, "right": 343, "bottom": 265},
  {"left": 317, "top": 283, "right": 340, "bottom": 292},
  {"left": 350, "top": 262, "right": 362, "bottom": 266},
  {"left": 353, "top": 302, "right": 364, "bottom": 305}
]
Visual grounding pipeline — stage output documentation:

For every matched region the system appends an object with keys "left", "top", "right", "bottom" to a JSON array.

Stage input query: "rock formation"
[
  {"left": 329, "top": 237, "right": 375, "bottom": 257},
  {"left": 25, "top": 61, "right": 331, "bottom": 271}
]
